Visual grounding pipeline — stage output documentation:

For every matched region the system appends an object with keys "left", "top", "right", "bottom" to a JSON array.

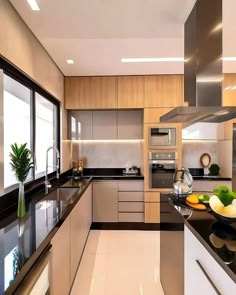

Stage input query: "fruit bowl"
[
  {"left": 209, "top": 194, "right": 236, "bottom": 224},
  {"left": 210, "top": 210, "right": 236, "bottom": 224}
]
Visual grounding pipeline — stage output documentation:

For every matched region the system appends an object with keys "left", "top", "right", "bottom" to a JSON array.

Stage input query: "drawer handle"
[{"left": 196, "top": 260, "right": 221, "bottom": 295}]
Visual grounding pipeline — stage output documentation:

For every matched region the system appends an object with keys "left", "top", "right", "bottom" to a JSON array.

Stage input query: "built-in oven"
[
  {"left": 149, "top": 127, "right": 177, "bottom": 149},
  {"left": 149, "top": 152, "right": 177, "bottom": 188}
]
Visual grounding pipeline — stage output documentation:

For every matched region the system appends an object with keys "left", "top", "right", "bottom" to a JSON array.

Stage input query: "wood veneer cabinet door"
[
  {"left": 51, "top": 217, "right": 70, "bottom": 295},
  {"left": 64, "top": 77, "right": 91, "bottom": 109},
  {"left": 91, "top": 76, "right": 118, "bottom": 109},
  {"left": 145, "top": 203, "right": 160, "bottom": 223},
  {"left": 144, "top": 75, "right": 183, "bottom": 107},
  {"left": 144, "top": 107, "right": 173, "bottom": 123},
  {"left": 145, "top": 192, "right": 160, "bottom": 202},
  {"left": 118, "top": 76, "right": 144, "bottom": 108},
  {"left": 222, "top": 73, "right": 236, "bottom": 106}
]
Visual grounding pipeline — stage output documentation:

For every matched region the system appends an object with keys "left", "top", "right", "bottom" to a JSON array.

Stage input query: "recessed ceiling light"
[
  {"left": 67, "top": 59, "right": 75, "bottom": 64},
  {"left": 121, "top": 57, "right": 184, "bottom": 63},
  {"left": 27, "top": 0, "right": 40, "bottom": 11},
  {"left": 223, "top": 57, "right": 236, "bottom": 61}
]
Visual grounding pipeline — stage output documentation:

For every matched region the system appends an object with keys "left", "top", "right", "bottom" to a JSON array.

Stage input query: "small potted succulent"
[
  {"left": 209, "top": 163, "right": 220, "bottom": 176},
  {"left": 9, "top": 143, "right": 34, "bottom": 218}
]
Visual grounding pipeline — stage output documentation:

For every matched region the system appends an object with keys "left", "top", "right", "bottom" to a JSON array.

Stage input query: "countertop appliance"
[
  {"left": 149, "top": 127, "right": 177, "bottom": 149},
  {"left": 160, "top": 193, "right": 192, "bottom": 295},
  {"left": 173, "top": 168, "right": 193, "bottom": 196},
  {"left": 149, "top": 152, "right": 177, "bottom": 188}
]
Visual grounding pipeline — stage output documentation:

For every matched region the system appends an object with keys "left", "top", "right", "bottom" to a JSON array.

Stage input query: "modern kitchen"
[{"left": 0, "top": 0, "right": 236, "bottom": 294}]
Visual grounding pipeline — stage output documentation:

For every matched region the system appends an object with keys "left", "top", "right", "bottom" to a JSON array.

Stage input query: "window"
[
  {"left": 35, "top": 93, "right": 57, "bottom": 177},
  {"left": 3, "top": 75, "right": 31, "bottom": 187},
  {"left": 0, "top": 63, "right": 60, "bottom": 190}
]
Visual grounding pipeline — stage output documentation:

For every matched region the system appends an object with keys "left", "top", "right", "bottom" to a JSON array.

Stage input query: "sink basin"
[
  {"left": 43, "top": 187, "right": 79, "bottom": 204},
  {"left": 67, "top": 175, "right": 91, "bottom": 180}
]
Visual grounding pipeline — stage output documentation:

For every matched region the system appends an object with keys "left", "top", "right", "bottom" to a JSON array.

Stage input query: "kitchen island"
[{"left": 160, "top": 193, "right": 236, "bottom": 295}]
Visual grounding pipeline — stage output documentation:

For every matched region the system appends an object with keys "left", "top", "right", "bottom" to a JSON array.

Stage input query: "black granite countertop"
[
  {"left": 168, "top": 195, "right": 236, "bottom": 284},
  {"left": 193, "top": 175, "right": 232, "bottom": 181},
  {"left": 1, "top": 177, "right": 91, "bottom": 295},
  {"left": 1, "top": 169, "right": 144, "bottom": 294}
]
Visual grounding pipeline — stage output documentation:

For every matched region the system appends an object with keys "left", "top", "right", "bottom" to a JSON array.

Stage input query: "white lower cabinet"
[
  {"left": 92, "top": 181, "right": 118, "bottom": 222},
  {"left": 185, "top": 225, "right": 236, "bottom": 295},
  {"left": 51, "top": 184, "right": 92, "bottom": 295}
]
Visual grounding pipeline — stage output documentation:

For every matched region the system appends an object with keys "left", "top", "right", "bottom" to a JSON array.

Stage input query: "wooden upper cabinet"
[
  {"left": 144, "top": 107, "right": 173, "bottom": 123},
  {"left": 65, "top": 77, "right": 91, "bottom": 109},
  {"left": 222, "top": 73, "right": 236, "bottom": 106},
  {"left": 90, "top": 76, "right": 118, "bottom": 109},
  {"left": 144, "top": 75, "right": 183, "bottom": 107},
  {"left": 118, "top": 76, "right": 144, "bottom": 108}
]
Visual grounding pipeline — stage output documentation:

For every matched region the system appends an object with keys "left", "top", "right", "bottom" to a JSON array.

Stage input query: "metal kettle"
[{"left": 173, "top": 168, "right": 193, "bottom": 196}]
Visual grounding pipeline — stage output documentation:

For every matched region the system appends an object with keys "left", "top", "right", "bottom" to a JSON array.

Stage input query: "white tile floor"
[{"left": 70, "top": 230, "right": 164, "bottom": 295}]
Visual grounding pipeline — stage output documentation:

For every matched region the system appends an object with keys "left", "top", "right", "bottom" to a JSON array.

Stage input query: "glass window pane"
[
  {"left": 3, "top": 74, "right": 31, "bottom": 188},
  {"left": 35, "top": 93, "right": 57, "bottom": 177}
]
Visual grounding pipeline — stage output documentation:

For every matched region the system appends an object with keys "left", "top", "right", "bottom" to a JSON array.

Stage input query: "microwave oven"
[{"left": 149, "top": 127, "right": 177, "bottom": 149}]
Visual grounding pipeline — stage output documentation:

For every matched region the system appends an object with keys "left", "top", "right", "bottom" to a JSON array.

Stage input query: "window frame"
[{"left": 0, "top": 57, "right": 60, "bottom": 190}]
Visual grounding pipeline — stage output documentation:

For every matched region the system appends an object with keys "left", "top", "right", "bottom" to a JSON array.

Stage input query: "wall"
[
  {"left": 0, "top": 0, "right": 70, "bottom": 173},
  {"left": 182, "top": 141, "right": 218, "bottom": 172},
  {"left": 72, "top": 141, "right": 143, "bottom": 169},
  {"left": 0, "top": 0, "right": 63, "bottom": 101}
]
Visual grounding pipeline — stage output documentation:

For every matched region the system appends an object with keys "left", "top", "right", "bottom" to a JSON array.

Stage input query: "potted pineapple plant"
[{"left": 9, "top": 143, "right": 34, "bottom": 218}]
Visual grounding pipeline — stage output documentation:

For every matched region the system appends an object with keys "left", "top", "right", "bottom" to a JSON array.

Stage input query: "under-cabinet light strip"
[
  {"left": 27, "top": 0, "right": 40, "bottom": 11},
  {"left": 223, "top": 57, "right": 236, "bottom": 61},
  {"left": 71, "top": 139, "right": 143, "bottom": 143}
]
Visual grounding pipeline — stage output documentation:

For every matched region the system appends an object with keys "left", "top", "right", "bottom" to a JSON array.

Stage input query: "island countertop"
[{"left": 168, "top": 194, "right": 236, "bottom": 284}]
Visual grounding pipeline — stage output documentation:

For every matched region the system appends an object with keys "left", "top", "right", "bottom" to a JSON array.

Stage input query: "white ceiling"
[{"left": 9, "top": 0, "right": 236, "bottom": 76}]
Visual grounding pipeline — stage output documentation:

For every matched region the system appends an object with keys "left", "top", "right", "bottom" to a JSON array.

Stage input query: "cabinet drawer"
[
  {"left": 118, "top": 192, "right": 144, "bottom": 201},
  {"left": 118, "top": 202, "right": 144, "bottom": 212},
  {"left": 118, "top": 212, "right": 144, "bottom": 222},
  {"left": 118, "top": 181, "right": 144, "bottom": 191}
]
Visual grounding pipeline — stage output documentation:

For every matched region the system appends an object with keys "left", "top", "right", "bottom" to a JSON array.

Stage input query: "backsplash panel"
[
  {"left": 182, "top": 141, "right": 218, "bottom": 169},
  {"left": 72, "top": 140, "right": 143, "bottom": 169}
]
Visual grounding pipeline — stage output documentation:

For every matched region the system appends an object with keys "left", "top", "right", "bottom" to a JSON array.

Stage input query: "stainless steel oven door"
[
  {"left": 150, "top": 159, "right": 176, "bottom": 188},
  {"left": 15, "top": 248, "right": 51, "bottom": 295}
]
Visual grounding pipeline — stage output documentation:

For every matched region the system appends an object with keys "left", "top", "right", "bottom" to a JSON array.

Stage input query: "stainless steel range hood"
[{"left": 160, "top": 0, "right": 236, "bottom": 124}]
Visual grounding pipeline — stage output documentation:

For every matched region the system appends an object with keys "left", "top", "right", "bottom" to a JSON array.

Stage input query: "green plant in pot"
[
  {"left": 209, "top": 163, "right": 220, "bottom": 176},
  {"left": 9, "top": 143, "right": 34, "bottom": 218}
]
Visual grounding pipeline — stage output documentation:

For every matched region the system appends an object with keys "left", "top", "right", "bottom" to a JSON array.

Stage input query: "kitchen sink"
[
  {"left": 67, "top": 175, "right": 91, "bottom": 180},
  {"left": 43, "top": 187, "right": 79, "bottom": 204}
]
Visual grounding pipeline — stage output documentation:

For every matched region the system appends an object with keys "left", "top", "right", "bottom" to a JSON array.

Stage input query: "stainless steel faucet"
[{"left": 45, "top": 146, "right": 60, "bottom": 190}]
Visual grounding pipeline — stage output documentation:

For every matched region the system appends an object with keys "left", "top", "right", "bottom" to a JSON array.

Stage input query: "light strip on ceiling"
[
  {"left": 121, "top": 57, "right": 184, "bottom": 63},
  {"left": 27, "top": 0, "right": 40, "bottom": 11},
  {"left": 223, "top": 57, "right": 236, "bottom": 61}
]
